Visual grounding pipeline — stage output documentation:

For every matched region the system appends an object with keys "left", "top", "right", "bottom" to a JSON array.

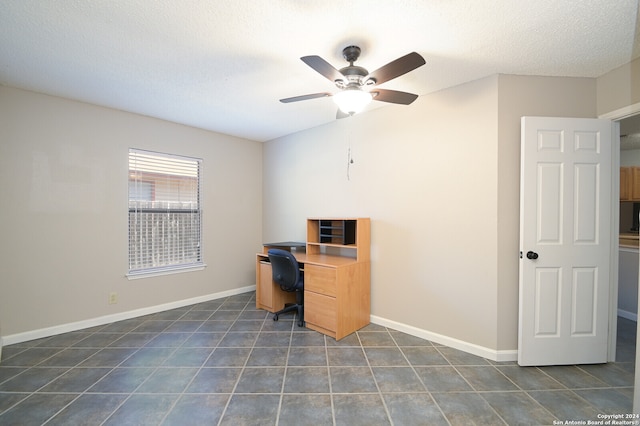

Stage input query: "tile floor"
[{"left": 0, "top": 291, "right": 635, "bottom": 425}]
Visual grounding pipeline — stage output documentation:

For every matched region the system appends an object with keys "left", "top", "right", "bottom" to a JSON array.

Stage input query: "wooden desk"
[
  {"left": 256, "top": 218, "right": 371, "bottom": 340},
  {"left": 256, "top": 252, "right": 370, "bottom": 340}
]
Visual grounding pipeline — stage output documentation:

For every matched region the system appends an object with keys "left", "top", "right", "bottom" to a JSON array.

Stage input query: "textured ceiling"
[{"left": 1, "top": 0, "right": 639, "bottom": 142}]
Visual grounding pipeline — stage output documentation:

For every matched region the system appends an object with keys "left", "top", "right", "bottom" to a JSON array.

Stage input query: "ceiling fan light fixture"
[{"left": 333, "top": 87, "right": 372, "bottom": 115}]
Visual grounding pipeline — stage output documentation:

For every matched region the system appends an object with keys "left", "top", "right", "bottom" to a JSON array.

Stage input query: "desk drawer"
[
  {"left": 305, "top": 264, "right": 337, "bottom": 297},
  {"left": 305, "top": 291, "right": 336, "bottom": 332}
]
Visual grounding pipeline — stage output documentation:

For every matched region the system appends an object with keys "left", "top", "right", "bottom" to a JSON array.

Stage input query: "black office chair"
[{"left": 268, "top": 248, "right": 304, "bottom": 327}]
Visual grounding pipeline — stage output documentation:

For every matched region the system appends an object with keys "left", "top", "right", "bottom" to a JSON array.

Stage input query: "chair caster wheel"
[{"left": 273, "top": 314, "right": 279, "bottom": 322}]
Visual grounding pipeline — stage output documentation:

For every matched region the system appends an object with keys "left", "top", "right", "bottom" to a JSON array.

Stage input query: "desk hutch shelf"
[{"left": 306, "top": 218, "right": 369, "bottom": 261}]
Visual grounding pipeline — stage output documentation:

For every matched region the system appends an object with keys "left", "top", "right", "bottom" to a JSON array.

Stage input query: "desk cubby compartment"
[{"left": 319, "top": 220, "right": 356, "bottom": 245}]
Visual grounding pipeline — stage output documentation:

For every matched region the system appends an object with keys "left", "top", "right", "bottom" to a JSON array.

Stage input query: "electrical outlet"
[{"left": 109, "top": 292, "right": 118, "bottom": 304}]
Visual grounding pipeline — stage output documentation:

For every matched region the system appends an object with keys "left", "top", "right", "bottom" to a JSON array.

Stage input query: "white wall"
[{"left": 0, "top": 86, "right": 263, "bottom": 339}]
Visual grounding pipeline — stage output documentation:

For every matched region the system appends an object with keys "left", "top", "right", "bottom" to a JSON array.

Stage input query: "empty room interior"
[{"left": 1, "top": 1, "right": 640, "bottom": 425}]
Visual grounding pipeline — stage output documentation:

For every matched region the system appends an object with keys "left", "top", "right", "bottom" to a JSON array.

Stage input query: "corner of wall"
[{"left": 597, "top": 57, "right": 640, "bottom": 117}]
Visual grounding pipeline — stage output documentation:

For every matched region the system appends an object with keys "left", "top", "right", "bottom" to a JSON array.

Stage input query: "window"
[{"left": 128, "top": 149, "right": 203, "bottom": 276}]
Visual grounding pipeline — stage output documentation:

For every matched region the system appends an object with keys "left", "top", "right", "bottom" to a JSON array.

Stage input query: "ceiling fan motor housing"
[
  {"left": 337, "top": 46, "right": 371, "bottom": 88},
  {"left": 337, "top": 66, "right": 369, "bottom": 87}
]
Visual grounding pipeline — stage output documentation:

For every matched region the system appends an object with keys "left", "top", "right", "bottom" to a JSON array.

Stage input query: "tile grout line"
[
  {"left": 432, "top": 345, "right": 509, "bottom": 425},
  {"left": 358, "top": 329, "right": 398, "bottom": 426},
  {"left": 274, "top": 314, "right": 295, "bottom": 426},
  {"left": 391, "top": 331, "right": 454, "bottom": 426},
  {"left": 532, "top": 365, "right": 628, "bottom": 417},
  {"left": 96, "top": 307, "right": 197, "bottom": 425},
  {"left": 32, "top": 324, "right": 151, "bottom": 425},
  {"left": 31, "top": 320, "right": 150, "bottom": 424},
  {"left": 210, "top": 299, "right": 255, "bottom": 426},
  {"left": 324, "top": 332, "right": 337, "bottom": 426},
  {"left": 489, "top": 358, "right": 561, "bottom": 423},
  {"left": 38, "top": 331, "right": 120, "bottom": 425},
  {"left": 155, "top": 300, "right": 224, "bottom": 426}
]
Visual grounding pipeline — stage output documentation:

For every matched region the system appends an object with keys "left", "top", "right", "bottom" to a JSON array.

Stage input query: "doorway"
[
  {"left": 611, "top": 111, "right": 640, "bottom": 412},
  {"left": 617, "top": 113, "right": 639, "bottom": 355}
]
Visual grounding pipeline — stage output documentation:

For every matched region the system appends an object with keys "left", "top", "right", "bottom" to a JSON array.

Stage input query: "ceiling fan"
[{"left": 280, "top": 45, "right": 426, "bottom": 118}]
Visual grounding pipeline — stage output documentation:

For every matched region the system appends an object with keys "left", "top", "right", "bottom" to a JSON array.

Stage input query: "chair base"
[{"left": 273, "top": 292, "right": 304, "bottom": 327}]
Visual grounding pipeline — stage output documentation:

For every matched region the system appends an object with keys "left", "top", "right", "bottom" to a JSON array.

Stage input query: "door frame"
[
  {"left": 599, "top": 101, "right": 640, "bottom": 414},
  {"left": 600, "top": 102, "right": 640, "bottom": 360}
]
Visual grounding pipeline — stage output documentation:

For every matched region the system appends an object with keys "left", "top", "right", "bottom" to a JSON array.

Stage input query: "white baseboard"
[
  {"left": 371, "top": 310, "right": 638, "bottom": 363},
  {"left": 618, "top": 308, "right": 638, "bottom": 322},
  {"left": 2, "top": 285, "right": 256, "bottom": 346},
  {"left": 7, "top": 290, "right": 628, "bottom": 362},
  {"left": 370, "top": 315, "right": 518, "bottom": 362}
]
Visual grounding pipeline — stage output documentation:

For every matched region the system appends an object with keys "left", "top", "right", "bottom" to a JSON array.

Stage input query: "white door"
[{"left": 518, "top": 116, "right": 612, "bottom": 366}]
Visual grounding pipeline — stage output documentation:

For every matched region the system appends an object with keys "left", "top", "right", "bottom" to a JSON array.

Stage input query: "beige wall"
[
  {"left": 0, "top": 86, "right": 263, "bottom": 338},
  {"left": 496, "top": 75, "right": 597, "bottom": 351},
  {"left": 597, "top": 57, "right": 640, "bottom": 116},
  {"left": 265, "top": 77, "right": 501, "bottom": 351},
  {"left": 264, "top": 74, "right": 597, "bottom": 356},
  {"left": 621, "top": 150, "right": 640, "bottom": 166},
  {"left": 1, "top": 65, "right": 626, "bottom": 355}
]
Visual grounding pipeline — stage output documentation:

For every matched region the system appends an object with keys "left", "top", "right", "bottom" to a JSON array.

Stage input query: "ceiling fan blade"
[
  {"left": 301, "top": 56, "right": 346, "bottom": 84},
  {"left": 366, "top": 52, "right": 425, "bottom": 85},
  {"left": 280, "top": 92, "right": 331, "bottom": 103},
  {"left": 372, "top": 88, "right": 419, "bottom": 105}
]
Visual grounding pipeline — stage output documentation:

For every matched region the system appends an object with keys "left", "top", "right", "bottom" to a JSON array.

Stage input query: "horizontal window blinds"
[{"left": 128, "top": 149, "right": 202, "bottom": 274}]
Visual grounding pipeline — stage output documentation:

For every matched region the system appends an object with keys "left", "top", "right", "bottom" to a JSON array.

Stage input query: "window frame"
[{"left": 127, "top": 148, "right": 205, "bottom": 279}]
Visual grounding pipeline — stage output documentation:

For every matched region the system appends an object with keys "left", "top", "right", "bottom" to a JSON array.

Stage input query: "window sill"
[{"left": 126, "top": 263, "right": 206, "bottom": 280}]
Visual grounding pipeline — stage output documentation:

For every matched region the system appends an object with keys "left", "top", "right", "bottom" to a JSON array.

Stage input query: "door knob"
[{"left": 526, "top": 251, "right": 539, "bottom": 260}]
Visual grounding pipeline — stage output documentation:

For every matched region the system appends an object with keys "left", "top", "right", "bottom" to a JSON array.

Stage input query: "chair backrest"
[{"left": 268, "top": 248, "right": 302, "bottom": 292}]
